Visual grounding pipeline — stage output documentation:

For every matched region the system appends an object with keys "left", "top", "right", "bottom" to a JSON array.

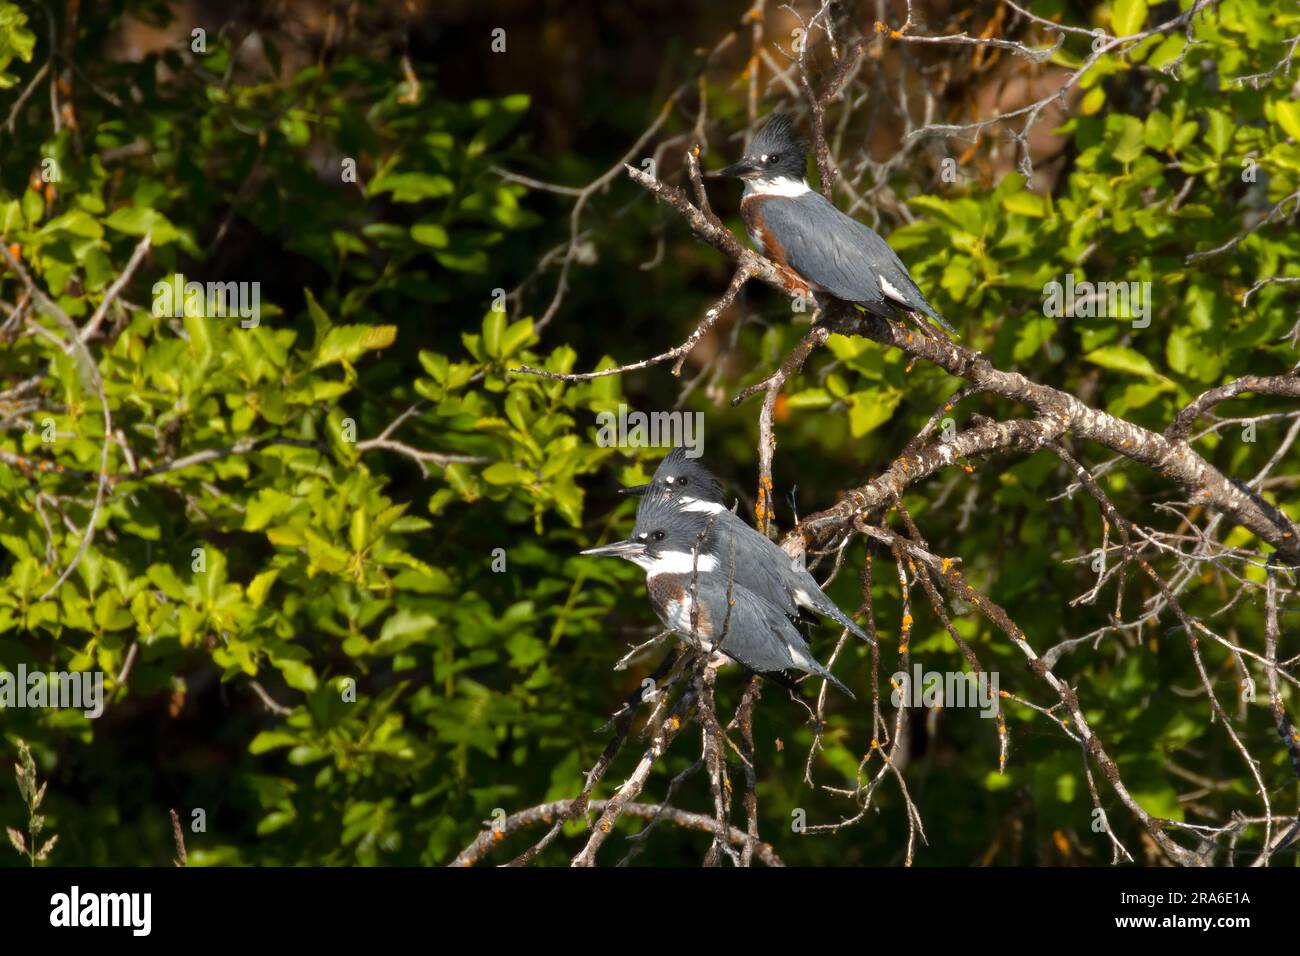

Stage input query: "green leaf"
[
  {"left": 1146, "top": 33, "right": 1185, "bottom": 70},
  {"left": 785, "top": 388, "right": 832, "bottom": 410},
  {"left": 411, "top": 221, "right": 449, "bottom": 247},
  {"left": 482, "top": 462, "right": 533, "bottom": 485},
  {"left": 368, "top": 171, "right": 454, "bottom": 202},
  {"left": 482, "top": 310, "right": 507, "bottom": 359},
  {"left": 104, "top": 206, "right": 179, "bottom": 244},
  {"left": 183, "top": 311, "right": 214, "bottom": 366},
  {"left": 1276, "top": 101, "right": 1300, "bottom": 142},
  {"left": 1112, "top": 0, "right": 1148, "bottom": 36},
  {"left": 1082, "top": 345, "right": 1164, "bottom": 380},
  {"left": 1144, "top": 112, "right": 1172, "bottom": 150},
  {"left": 498, "top": 318, "right": 535, "bottom": 358},
  {"left": 314, "top": 325, "right": 398, "bottom": 368},
  {"left": 247, "top": 569, "right": 279, "bottom": 607},
  {"left": 1204, "top": 110, "right": 1233, "bottom": 157},
  {"left": 275, "top": 658, "right": 318, "bottom": 693},
  {"left": 40, "top": 210, "right": 102, "bottom": 239},
  {"left": 846, "top": 388, "right": 902, "bottom": 438},
  {"left": 1110, "top": 115, "right": 1145, "bottom": 164},
  {"left": 1002, "top": 191, "right": 1046, "bottom": 217}
]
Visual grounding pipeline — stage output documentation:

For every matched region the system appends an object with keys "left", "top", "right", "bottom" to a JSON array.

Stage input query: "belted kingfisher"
[
  {"left": 581, "top": 486, "right": 853, "bottom": 697},
  {"left": 709, "top": 112, "right": 955, "bottom": 335},
  {"left": 621, "top": 448, "right": 873, "bottom": 645}
]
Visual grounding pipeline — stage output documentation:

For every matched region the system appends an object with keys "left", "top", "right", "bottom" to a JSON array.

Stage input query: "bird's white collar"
[
  {"left": 644, "top": 550, "right": 719, "bottom": 577},
  {"left": 743, "top": 176, "right": 812, "bottom": 198}
]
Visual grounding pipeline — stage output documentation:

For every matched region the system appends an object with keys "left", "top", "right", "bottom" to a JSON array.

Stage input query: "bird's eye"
[
  {"left": 677, "top": 476, "right": 688, "bottom": 486},
  {"left": 651, "top": 530, "right": 666, "bottom": 542},
  {"left": 767, "top": 153, "right": 780, "bottom": 164}
]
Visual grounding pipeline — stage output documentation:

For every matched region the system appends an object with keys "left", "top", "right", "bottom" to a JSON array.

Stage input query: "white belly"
[{"left": 664, "top": 596, "right": 713, "bottom": 649}]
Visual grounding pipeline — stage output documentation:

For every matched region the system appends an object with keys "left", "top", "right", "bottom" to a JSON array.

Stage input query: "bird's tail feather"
[
  {"left": 814, "top": 666, "right": 855, "bottom": 700},
  {"left": 762, "top": 666, "right": 855, "bottom": 700},
  {"left": 917, "top": 301, "right": 957, "bottom": 336},
  {"left": 822, "top": 602, "right": 874, "bottom": 645}
]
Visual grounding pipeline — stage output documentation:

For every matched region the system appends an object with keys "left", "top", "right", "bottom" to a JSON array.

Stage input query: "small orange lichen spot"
[
  {"left": 601, "top": 821, "right": 611, "bottom": 833},
  {"left": 940, "top": 558, "right": 952, "bottom": 574},
  {"left": 999, "top": 690, "right": 1009, "bottom": 698},
  {"left": 774, "top": 392, "right": 791, "bottom": 423},
  {"left": 901, "top": 613, "right": 913, "bottom": 629},
  {"left": 1121, "top": 440, "right": 1129, "bottom": 447},
  {"left": 28, "top": 171, "right": 42, "bottom": 192},
  {"left": 897, "top": 643, "right": 908, "bottom": 655},
  {"left": 962, "top": 463, "right": 974, "bottom": 474},
  {"left": 7, "top": 243, "right": 20, "bottom": 262},
  {"left": 671, "top": 716, "right": 681, "bottom": 730},
  {"left": 492, "top": 829, "right": 504, "bottom": 843},
  {"left": 890, "top": 30, "right": 903, "bottom": 39},
  {"left": 873, "top": 20, "right": 887, "bottom": 33},
  {"left": 889, "top": 678, "right": 899, "bottom": 690}
]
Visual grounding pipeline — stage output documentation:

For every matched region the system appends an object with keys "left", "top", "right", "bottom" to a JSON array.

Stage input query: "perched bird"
[
  {"left": 621, "top": 447, "right": 873, "bottom": 645},
  {"left": 582, "top": 487, "right": 853, "bottom": 697},
  {"left": 708, "top": 112, "right": 954, "bottom": 335}
]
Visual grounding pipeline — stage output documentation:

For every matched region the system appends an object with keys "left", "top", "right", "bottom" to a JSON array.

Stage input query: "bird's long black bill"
[
  {"left": 617, "top": 483, "right": 650, "bottom": 497},
  {"left": 579, "top": 539, "right": 646, "bottom": 560},
  {"left": 706, "top": 160, "right": 759, "bottom": 179}
]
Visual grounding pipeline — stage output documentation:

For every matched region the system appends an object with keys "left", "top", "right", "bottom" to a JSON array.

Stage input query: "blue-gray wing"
[
  {"left": 699, "top": 579, "right": 812, "bottom": 670},
  {"left": 714, "top": 516, "right": 801, "bottom": 618},
  {"left": 696, "top": 578, "right": 853, "bottom": 697},
  {"left": 762, "top": 193, "right": 945, "bottom": 326},
  {"left": 718, "top": 513, "right": 870, "bottom": 642}
]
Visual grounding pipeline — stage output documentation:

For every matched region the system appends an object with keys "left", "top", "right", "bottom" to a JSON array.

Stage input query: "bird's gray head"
[
  {"left": 620, "top": 446, "right": 726, "bottom": 508},
  {"left": 581, "top": 486, "right": 721, "bottom": 574},
  {"left": 708, "top": 112, "right": 808, "bottom": 186}
]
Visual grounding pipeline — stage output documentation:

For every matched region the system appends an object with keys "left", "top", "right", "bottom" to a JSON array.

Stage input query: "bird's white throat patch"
[
  {"left": 743, "top": 176, "right": 811, "bottom": 198},
  {"left": 645, "top": 550, "right": 718, "bottom": 577}
]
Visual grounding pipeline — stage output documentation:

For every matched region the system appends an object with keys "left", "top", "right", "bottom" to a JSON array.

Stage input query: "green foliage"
[
  {"left": 0, "top": 2, "right": 34, "bottom": 89},
  {"left": 1, "top": 0, "right": 1298, "bottom": 866},
  {"left": 0, "top": 4, "right": 639, "bottom": 866}
]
